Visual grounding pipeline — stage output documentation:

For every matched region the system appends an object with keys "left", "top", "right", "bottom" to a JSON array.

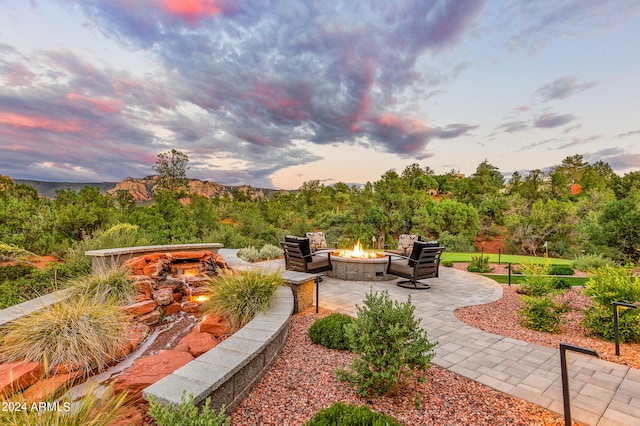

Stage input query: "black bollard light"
[
  {"left": 507, "top": 262, "right": 511, "bottom": 286},
  {"left": 559, "top": 343, "right": 599, "bottom": 426},
  {"left": 315, "top": 276, "right": 320, "bottom": 313},
  {"left": 613, "top": 302, "right": 638, "bottom": 356}
]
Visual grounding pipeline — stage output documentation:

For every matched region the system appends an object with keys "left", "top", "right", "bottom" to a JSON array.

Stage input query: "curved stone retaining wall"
[{"left": 142, "top": 285, "right": 294, "bottom": 411}]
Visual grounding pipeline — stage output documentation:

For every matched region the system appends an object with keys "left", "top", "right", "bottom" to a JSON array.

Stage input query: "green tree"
[
  {"left": 153, "top": 149, "right": 190, "bottom": 194},
  {"left": 586, "top": 197, "right": 640, "bottom": 263}
]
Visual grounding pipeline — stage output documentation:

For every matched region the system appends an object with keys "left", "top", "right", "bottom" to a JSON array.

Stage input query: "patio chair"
[
  {"left": 386, "top": 234, "right": 422, "bottom": 256},
  {"left": 386, "top": 241, "right": 444, "bottom": 289},
  {"left": 280, "top": 236, "right": 332, "bottom": 274},
  {"left": 305, "top": 232, "right": 328, "bottom": 252}
]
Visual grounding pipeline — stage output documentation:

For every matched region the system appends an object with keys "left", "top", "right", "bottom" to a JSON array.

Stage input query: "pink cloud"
[
  {"left": 66, "top": 93, "right": 125, "bottom": 114},
  {"left": 0, "top": 113, "right": 81, "bottom": 133},
  {"left": 252, "top": 83, "right": 311, "bottom": 121},
  {"left": 3, "top": 63, "right": 35, "bottom": 87},
  {"left": 160, "top": 0, "right": 222, "bottom": 25}
]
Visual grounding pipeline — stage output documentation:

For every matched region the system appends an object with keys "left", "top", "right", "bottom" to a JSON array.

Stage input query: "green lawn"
[
  {"left": 479, "top": 274, "right": 589, "bottom": 286},
  {"left": 441, "top": 252, "right": 573, "bottom": 265}
]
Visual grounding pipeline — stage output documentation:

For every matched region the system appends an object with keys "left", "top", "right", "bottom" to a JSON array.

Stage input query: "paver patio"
[{"left": 220, "top": 249, "right": 640, "bottom": 426}]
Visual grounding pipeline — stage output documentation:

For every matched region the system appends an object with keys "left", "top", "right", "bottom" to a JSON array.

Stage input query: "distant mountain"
[{"left": 13, "top": 177, "right": 284, "bottom": 202}]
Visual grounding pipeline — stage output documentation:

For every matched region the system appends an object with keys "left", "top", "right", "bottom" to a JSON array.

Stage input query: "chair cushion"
[
  {"left": 388, "top": 259, "right": 413, "bottom": 276},
  {"left": 398, "top": 234, "right": 421, "bottom": 250},
  {"left": 285, "top": 235, "right": 312, "bottom": 262},
  {"left": 307, "top": 256, "right": 330, "bottom": 271},
  {"left": 305, "top": 232, "right": 328, "bottom": 250},
  {"left": 408, "top": 241, "right": 430, "bottom": 267}
]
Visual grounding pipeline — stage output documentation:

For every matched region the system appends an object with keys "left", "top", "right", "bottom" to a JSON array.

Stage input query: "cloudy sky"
[{"left": 1, "top": 0, "right": 639, "bottom": 189}]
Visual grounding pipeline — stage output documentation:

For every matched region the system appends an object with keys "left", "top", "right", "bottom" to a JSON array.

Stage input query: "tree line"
[{"left": 1, "top": 152, "right": 639, "bottom": 265}]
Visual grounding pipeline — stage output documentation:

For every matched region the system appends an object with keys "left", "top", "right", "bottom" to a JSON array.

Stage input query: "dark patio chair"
[
  {"left": 386, "top": 234, "right": 422, "bottom": 256},
  {"left": 280, "top": 236, "right": 332, "bottom": 274},
  {"left": 386, "top": 241, "right": 444, "bottom": 289}
]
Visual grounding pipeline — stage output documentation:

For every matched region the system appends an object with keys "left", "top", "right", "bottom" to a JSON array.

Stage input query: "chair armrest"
[{"left": 381, "top": 252, "right": 410, "bottom": 260}]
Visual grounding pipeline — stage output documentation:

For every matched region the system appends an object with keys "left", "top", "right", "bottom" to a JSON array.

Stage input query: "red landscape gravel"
[{"left": 230, "top": 309, "right": 573, "bottom": 426}]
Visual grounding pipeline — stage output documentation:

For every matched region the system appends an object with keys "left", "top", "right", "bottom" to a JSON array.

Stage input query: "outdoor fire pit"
[{"left": 326, "top": 241, "right": 394, "bottom": 281}]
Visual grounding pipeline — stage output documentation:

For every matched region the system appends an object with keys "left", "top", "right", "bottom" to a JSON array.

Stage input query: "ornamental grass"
[
  {"left": 0, "top": 295, "right": 129, "bottom": 375},
  {"left": 206, "top": 268, "right": 283, "bottom": 331},
  {"left": 70, "top": 264, "right": 136, "bottom": 305}
]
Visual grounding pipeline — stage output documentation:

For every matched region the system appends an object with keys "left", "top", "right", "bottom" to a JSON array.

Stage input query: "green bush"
[
  {"left": 206, "top": 269, "right": 283, "bottom": 331},
  {"left": 467, "top": 254, "right": 491, "bottom": 273},
  {"left": 308, "top": 313, "right": 355, "bottom": 350},
  {"left": 438, "top": 231, "right": 475, "bottom": 253},
  {"left": 581, "top": 266, "right": 640, "bottom": 342},
  {"left": 337, "top": 289, "right": 437, "bottom": 396},
  {"left": 572, "top": 253, "right": 618, "bottom": 272},
  {"left": 582, "top": 306, "right": 640, "bottom": 342},
  {"left": 548, "top": 264, "right": 575, "bottom": 275},
  {"left": 0, "top": 264, "right": 36, "bottom": 282},
  {"left": 71, "top": 264, "right": 136, "bottom": 305},
  {"left": 305, "top": 402, "right": 401, "bottom": 426},
  {"left": 519, "top": 296, "right": 569, "bottom": 333},
  {"left": 237, "top": 246, "right": 261, "bottom": 262},
  {"left": 518, "top": 263, "right": 557, "bottom": 296},
  {"left": 583, "top": 266, "right": 640, "bottom": 306},
  {"left": 259, "top": 244, "right": 283, "bottom": 260},
  {"left": 148, "top": 391, "right": 230, "bottom": 426},
  {"left": 0, "top": 294, "right": 130, "bottom": 375},
  {"left": 442, "top": 260, "right": 453, "bottom": 267}
]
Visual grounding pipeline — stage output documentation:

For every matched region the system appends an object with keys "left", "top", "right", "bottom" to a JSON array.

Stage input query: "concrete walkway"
[{"left": 219, "top": 250, "right": 640, "bottom": 425}]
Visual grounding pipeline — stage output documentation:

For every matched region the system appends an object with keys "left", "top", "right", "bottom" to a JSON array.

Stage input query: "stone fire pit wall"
[{"left": 142, "top": 285, "right": 294, "bottom": 412}]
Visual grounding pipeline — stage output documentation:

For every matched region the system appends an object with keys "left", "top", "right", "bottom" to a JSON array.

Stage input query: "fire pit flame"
[{"left": 336, "top": 240, "right": 380, "bottom": 259}]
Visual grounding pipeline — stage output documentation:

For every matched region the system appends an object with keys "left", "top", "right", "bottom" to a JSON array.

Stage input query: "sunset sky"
[{"left": 1, "top": 1, "right": 639, "bottom": 189}]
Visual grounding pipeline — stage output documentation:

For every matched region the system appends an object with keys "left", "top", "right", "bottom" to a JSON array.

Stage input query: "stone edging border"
[{"left": 142, "top": 284, "right": 294, "bottom": 411}]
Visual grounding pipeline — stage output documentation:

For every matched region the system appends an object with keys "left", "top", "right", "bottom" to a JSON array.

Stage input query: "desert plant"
[
  {"left": 0, "top": 295, "right": 130, "bottom": 375},
  {"left": 148, "top": 391, "right": 230, "bottom": 426},
  {"left": 467, "top": 254, "right": 491, "bottom": 273},
  {"left": 442, "top": 260, "right": 453, "bottom": 267},
  {"left": 259, "top": 244, "right": 283, "bottom": 260},
  {"left": 572, "top": 253, "right": 618, "bottom": 272},
  {"left": 308, "top": 313, "right": 355, "bottom": 350},
  {"left": 519, "top": 295, "right": 569, "bottom": 333},
  {"left": 582, "top": 306, "right": 640, "bottom": 343},
  {"left": 0, "top": 382, "right": 130, "bottom": 426},
  {"left": 337, "top": 289, "right": 437, "bottom": 396},
  {"left": 236, "top": 246, "right": 261, "bottom": 262},
  {"left": 0, "top": 242, "right": 41, "bottom": 265},
  {"left": 70, "top": 264, "right": 136, "bottom": 305},
  {"left": 305, "top": 402, "right": 401, "bottom": 426},
  {"left": 206, "top": 269, "right": 283, "bottom": 331}
]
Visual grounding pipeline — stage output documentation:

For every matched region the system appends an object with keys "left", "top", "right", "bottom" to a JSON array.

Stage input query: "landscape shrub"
[
  {"left": 1, "top": 382, "right": 130, "bottom": 426},
  {"left": 519, "top": 295, "right": 569, "bottom": 333},
  {"left": 148, "top": 391, "right": 230, "bottom": 426},
  {"left": 305, "top": 402, "right": 401, "bottom": 426},
  {"left": 518, "top": 263, "right": 557, "bottom": 296},
  {"left": 582, "top": 306, "right": 640, "bottom": 342},
  {"left": 438, "top": 231, "right": 475, "bottom": 253},
  {"left": 71, "top": 264, "right": 136, "bottom": 305},
  {"left": 259, "top": 244, "right": 283, "bottom": 260},
  {"left": 237, "top": 246, "right": 261, "bottom": 262},
  {"left": 442, "top": 260, "right": 453, "bottom": 267},
  {"left": 206, "top": 269, "right": 283, "bottom": 331},
  {"left": 0, "top": 264, "right": 36, "bottom": 282},
  {"left": 581, "top": 265, "right": 640, "bottom": 342},
  {"left": 308, "top": 313, "right": 355, "bottom": 350},
  {"left": 572, "top": 253, "right": 618, "bottom": 272},
  {"left": 0, "top": 294, "right": 130, "bottom": 375},
  {"left": 467, "top": 254, "right": 491, "bottom": 273},
  {"left": 548, "top": 264, "right": 575, "bottom": 276},
  {"left": 337, "top": 289, "right": 437, "bottom": 396}
]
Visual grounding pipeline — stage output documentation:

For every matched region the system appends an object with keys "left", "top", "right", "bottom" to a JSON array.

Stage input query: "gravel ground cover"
[{"left": 230, "top": 309, "right": 572, "bottom": 426}]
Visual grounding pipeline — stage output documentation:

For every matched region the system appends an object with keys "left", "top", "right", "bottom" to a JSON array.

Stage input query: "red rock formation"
[
  {"left": 199, "top": 314, "right": 230, "bottom": 337},
  {"left": 0, "top": 361, "right": 45, "bottom": 395}
]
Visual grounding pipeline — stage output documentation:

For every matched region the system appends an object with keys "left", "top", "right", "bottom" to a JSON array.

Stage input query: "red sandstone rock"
[
  {"left": 137, "top": 310, "right": 161, "bottom": 326},
  {"left": 50, "top": 362, "right": 81, "bottom": 375},
  {"left": 21, "top": 370, "right": 84, "bottom": 404},
  {"left": 190, "top": 286, "right": 211, "bottom": 297},
  {"left": 168, "top": 250, "right": 211, "bottom": 260},
  {"left": 175, "top": 331, "right": 217, "bottom": 357},
  {"left": 199, "top": 314, "right": 230, "bottom": 337},
  {"left": 120, "top": 300, "right": 157, "bottom": 316},
  {"left": 163, "top": 302, "right": 182, "bottom": 317},
  {"left": 113, "top": 350, "right": 194, "bottom": 400},
  {"left": 116, "top": 323, "right": 150, "bottom": 358},
  {"left": 0, "top": 361, "right": 45, "bottom": 395},
  {"left": 134, "top": 295, "right": 152, "bottom": 303},
  {"left": 152, "top": 287, "right": 174, "bottom": 306},
  {"left": 173, "top": 291, "right": 183, "bottom": 302},
  {"left": 134, "top": 281, "right": 153, "bottom": 296},
  {"left": 181, "top": 301, "right": 201, "bottom": 314},
  {"left": 124, "top": 257, "right": 147, "bottom": 272},
  {"left": 142, "top": 261, "right": 159, "bottom": 276}
]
